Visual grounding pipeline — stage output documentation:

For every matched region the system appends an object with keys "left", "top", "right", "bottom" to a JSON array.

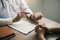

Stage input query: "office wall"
[
  {"left": 26, "top": 0, "right": 43, "bottom": 12},
  {"left": 26, "top": 0, "right": 60, "bottom": 23},
  {"left": 43, "top": 0, "right": 60, "bottom": 23}
]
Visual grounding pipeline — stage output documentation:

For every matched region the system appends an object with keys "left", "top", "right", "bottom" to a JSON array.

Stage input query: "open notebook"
[{"left": 9, "top": 20, "right": 36, "bottom": 35}]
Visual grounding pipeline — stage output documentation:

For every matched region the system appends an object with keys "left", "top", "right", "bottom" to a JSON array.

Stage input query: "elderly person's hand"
[
  {"left": 13, "top": 12, "right": 27, "bottom": 22},
  {"left": 30, "top": 12, "right": 43, "bottom": 21}
]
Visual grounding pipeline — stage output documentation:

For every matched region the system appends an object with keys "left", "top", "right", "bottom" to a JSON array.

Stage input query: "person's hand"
[
  {"left": 35, "top": 24, "right": 45, "bottom": 34},
  {"left": 35, "top": 24, "right": 46, "bottom": 40},
  {"left": 13, "top": 12, "right": 27, "bottom": 22},
  {"left": 35, "top": 25, "right": 45, "bottom": 36},
  {"left": 30, "top": 12, "right": 43, "bottom": 21},
  {"left": 35, "top": 24, "right": 50, "bottom": 33}
]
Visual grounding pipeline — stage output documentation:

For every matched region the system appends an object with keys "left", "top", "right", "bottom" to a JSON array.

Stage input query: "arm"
[
  {"left": 0, "top": 12, "right": 26, "bottom": 26},
  {"left": 20, "top": 0, "right": 33, "bottom": 17}
]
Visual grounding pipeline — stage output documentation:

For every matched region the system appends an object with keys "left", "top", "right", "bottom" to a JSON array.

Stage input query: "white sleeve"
[
  {"left": 20, "top": 0, "right": 33, "bottom": 17},
  {"left": 0, "top": 18, "right": 13, "bottom": 25}
]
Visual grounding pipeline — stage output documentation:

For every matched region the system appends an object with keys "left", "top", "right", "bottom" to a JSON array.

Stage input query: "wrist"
[{"left": 12, "top": 18, "right": 15, "bottom": 23}]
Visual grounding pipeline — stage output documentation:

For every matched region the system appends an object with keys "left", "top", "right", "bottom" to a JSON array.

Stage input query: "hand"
[
  {"left": 30, "top": 12, "right": 43, "bottom": 21},
  {"left": 35, "top": 24, "right": 46, "bottom": 40},
  {"left": 35, "top": 24, "right": 50, "bottom": 32},
  {"left": 35, "top": 24, "right": 45, "bottom": 34},
  {"left": 13, "top": 12, "right": 27, "bottom": 22}
]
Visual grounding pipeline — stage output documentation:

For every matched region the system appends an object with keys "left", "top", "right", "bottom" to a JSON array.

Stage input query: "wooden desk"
[{"left": 11, "top": 17, "right": 60, "bottom": 40}]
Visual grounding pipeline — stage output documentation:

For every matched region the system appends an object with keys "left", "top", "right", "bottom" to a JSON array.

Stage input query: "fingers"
[
  {"left": 18, "top": 12, "right": 24, "bottom": 18},
  {"left": 35, "top": 24, "right": 47, "bottom": 32},
  {"left": 34, "top": 12, "right": 43, "bottom": 20},
  {"left": 35, "top": 24, "right": 46, "bottom": 35},
  {"left": 17, "top": 12, "right": 27, "bottom": 18},
  {"left": 30, "top": 12, "right": 43, "bottom": 21},
  {"left": 13, "top": 12, "right": 27, "bottom": 22},
  {"left": 35, "top": 25, "right": 43, "bottom": 32}
]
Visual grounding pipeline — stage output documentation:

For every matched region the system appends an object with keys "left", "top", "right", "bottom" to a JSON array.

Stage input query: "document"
[{"left": 9, "top": 20, "right": 36, "bottom": 35}]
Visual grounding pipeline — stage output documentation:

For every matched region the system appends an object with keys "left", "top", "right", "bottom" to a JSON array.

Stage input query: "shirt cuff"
[
  {"left": 6, "top": 18, "right": 13, "bottom": 25},
  {"left": 27, "top": 13, "right": 32, "bottom": 17}
]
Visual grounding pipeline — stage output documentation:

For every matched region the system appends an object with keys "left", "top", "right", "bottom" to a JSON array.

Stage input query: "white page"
[{"left": 9, "top": 20, "right": 36, "bottom": 35}]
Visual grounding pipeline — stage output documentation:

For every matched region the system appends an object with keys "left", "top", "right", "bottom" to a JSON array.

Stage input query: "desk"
[
  {"left": 11, "top": 17, "right": 37, "bottom": 40},
  {"left": 11, "top": 17, "right": 60, "bottom": 40}
]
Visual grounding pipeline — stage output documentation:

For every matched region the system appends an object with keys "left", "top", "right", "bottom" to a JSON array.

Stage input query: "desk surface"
[
  {"left": 38, "top": 17, "right": 60, "bottom": 29},
  {"left": 11, "top": 17, "right": 60, "bottom": 40}
]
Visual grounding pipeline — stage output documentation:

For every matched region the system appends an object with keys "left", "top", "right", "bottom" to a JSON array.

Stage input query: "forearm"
[
  {"left": 50, "top": 27, "right": 60, "bottom": 33},
  {"left": 38, "top": 33, "right": 46, "bottom": 40},
  {"left": 0, "top": 18, "right": 13, "bottom": 25}
]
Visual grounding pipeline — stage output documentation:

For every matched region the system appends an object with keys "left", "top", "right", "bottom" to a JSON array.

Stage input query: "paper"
[{"left": 9, "top": 20, "right": 36, "bottom": 35}]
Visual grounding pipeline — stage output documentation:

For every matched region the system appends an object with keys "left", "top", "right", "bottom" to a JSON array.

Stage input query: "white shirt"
[{"left": 0, "top": 0, "right": 33, "bottom": 25}]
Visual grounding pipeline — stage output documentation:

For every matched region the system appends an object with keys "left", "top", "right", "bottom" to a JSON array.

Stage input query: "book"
[
  {"left": 0, "top": 26, "right": 15, "bottom": 40},
  {"left": 9, "top": 20, "right": 36, "bottom": 35}
]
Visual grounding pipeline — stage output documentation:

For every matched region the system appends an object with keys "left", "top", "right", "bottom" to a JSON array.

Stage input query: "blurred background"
[
  {"left": 0, "top": 0, "right": 60, "bottom": 23},
  {"left": 26, "top": 0, "right": 60, "bottom": 23}
]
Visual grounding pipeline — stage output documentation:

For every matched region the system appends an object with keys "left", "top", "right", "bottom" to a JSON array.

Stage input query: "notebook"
[{"left": 9, "top": 20, "right": 36, "bottom": 35}]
